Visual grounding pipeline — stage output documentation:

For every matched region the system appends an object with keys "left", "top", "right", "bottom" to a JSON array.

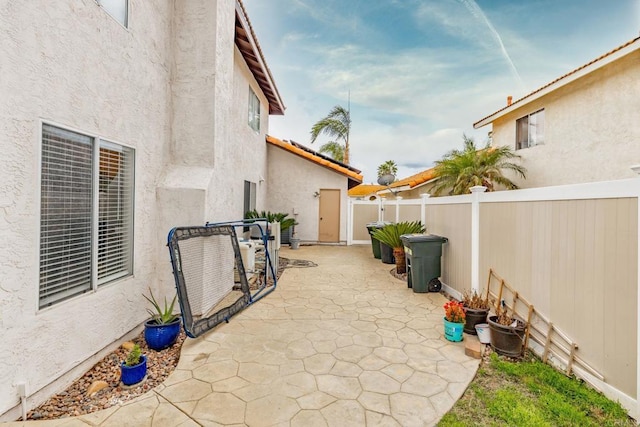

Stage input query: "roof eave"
[
  {"left": 235, "top": 1, "right": 286, "bottom": 116},
  {"left": 473, "top": 37, "right": 640, "bottom": 129}
]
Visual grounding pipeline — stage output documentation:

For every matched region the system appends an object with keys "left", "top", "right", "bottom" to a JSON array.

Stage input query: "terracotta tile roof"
[
  {"left": 348, "top": 167, "right": 437, "bottom": 197},
  {"left": 235, "top": 1, "right": 285, "bottom": 115},
  {"left": 389, "top": 167, "right": 437, "bottom": 189},
  {"left": 266, "top": 135, "right": 363, "bottom": 183},
  {"left": 347, "top": 184, "right": 385, "bottom": 197},
  {"left": 474, "top": 36, "right": 640, "bottom": 128}
]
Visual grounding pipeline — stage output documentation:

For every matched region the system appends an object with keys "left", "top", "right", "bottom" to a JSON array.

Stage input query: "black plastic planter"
[
  {"left": 464, "top": 307, "right": 489, "bottom": 335},
  {"left": 488, "top": 315, "right": 526, "bottom": 357}
]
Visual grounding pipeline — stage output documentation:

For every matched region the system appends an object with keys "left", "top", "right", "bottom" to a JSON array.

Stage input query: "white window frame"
[
  {"left": 248, "top": 87, "right": 261, "bottom": 133},
  {"left": 516, "top": 109, "right": 545, "bottom": 150},
  {"left": 96, "top": 0, "right": 129, "bottom": 28},
  {"left": 39, "top": 122, "right": 135, "bottom": 309}
]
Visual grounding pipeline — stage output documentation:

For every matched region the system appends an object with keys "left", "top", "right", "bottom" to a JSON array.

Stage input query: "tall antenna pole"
[{"left": 345, "top": 89, "right": 351, "bottom": 165}]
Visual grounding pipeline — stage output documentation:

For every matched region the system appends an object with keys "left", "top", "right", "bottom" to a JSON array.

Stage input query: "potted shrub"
[
  {"left": 443, "top": 300, "right": 465, "bottom": 342},
  {"left": 143, "top": 288, "right": 181, "bottom": 351},
  {"left": 244, "top": 210, "right": 296, "bottom": 241},
  {"left": 120, "top": 344, "right": 147, "bottom": 386},
  {"left": 487, "top": 301, "right": 526, "bottom": 357},
  {"left": 462, "top": 290, "right": 490, "bottom": 335},
  {"left": 371, "top": 221, "right": 425, "bottom": 274}
]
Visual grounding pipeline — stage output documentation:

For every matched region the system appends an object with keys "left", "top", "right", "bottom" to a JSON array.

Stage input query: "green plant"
[
  {"left": 462, "top": 290, "right": 490, "bottom": 310},
  {"left": 244, "top": 210, "right": 296, "bottom": 231},
  {"left": 370, "top": 221, "right": 425, "bottom": 274},
  {"left": 143, "top": 288, "right": 179, "bottom": 325},
  {"left": 432, "top": 134, "right": 527, "bottom": 196},
  {"left": 125, "top": 344, "right": 142, "bottom": 367},
  {"left": 310, "top": 105, "right": 351, "bottom": 164},
  {"left": 377, "top": 160, "right": 398, "bottom": 178}
]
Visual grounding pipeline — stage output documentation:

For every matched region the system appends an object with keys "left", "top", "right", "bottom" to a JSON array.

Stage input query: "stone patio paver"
[{"left": 4, "top": 245, "right": 479, "bottom": 426}]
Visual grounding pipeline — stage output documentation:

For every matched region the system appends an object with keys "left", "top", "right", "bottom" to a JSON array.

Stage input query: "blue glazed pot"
[
  {"left": 121, "top": 355, "right": 147, "bottom": 386},
  {"left": 144, "top": 318, "right": 181, "bottom": 351},
  {"left": 443, "top": 317, "right": 464, "bottom": 342}
]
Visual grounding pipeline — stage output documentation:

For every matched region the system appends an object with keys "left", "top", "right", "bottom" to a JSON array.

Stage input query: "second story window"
[
  {"left": 248, "top": 87, "right": 260, "bottom": 133},
  {"left": 516, "top": 109, "right": 544, "bottom": 150},
  {"left": 97, "top": 0, "right": 128, "bottom": 27}
]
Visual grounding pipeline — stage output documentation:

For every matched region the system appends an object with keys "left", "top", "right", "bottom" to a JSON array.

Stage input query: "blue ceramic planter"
[
  {"left": 144, "top": 318, "right": 181, "bottom": 351},
  {"left": 121, "top": 355, "right": 147, "bottom": 386},
  {"left": 443, "top": 317, "right": 464, "bottom": 342}
]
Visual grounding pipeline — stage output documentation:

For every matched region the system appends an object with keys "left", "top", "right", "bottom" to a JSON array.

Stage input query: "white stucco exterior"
[
  {"left": 0, "top": 0, "right": 281, "bottom": 419},
  {"left": 480, "top": 41, "right": 640, "bottom": 188},
  {"left": 267, "top": 146, "right": 351, "bottom": 243}
]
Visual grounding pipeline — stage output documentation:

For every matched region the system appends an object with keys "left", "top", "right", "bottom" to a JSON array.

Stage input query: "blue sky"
[{"left": 242, "top": 0, "right": 640, "bottom": 184}]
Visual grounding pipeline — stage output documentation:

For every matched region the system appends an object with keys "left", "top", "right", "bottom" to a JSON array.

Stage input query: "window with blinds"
[{"left": 40, "top": 124, "right": 134, "bottom": 308}]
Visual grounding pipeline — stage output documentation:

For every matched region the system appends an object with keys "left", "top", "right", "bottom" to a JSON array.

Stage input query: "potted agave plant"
[
  {"left": 487, "top": 300, "right": 526, "bottom": 357},
  {"left": 462, "top": 290, "right": 490, "bottom": 335},
  {"left": 120, "top": 343, "right": 147, "bottom": 386},
  {"left": 143, "top": 288, "right": 181, "bottom": 351},
  {"left": 443, "top": 300, "right": 465, "bottom": 342}
]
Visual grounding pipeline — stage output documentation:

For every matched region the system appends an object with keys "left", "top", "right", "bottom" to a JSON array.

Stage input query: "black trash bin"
[
  {"left": 380, "top": 242, "right": 395, "bottom": 264},
  {"left": 400, "top": 234, "right": 448, "bottom": 293},
  {"left": 366, "top": 222, "right": 392, "bottom": 259}
]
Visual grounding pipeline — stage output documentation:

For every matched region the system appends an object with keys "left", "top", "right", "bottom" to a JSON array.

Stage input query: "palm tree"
[
  {"left": 310, "top": 105, "right": 351, "bottom": 164},
  {"left": 377, "top": 160, "right": 398, "bottom": 178},
  {"left": 317, "top": 141, "right": 345, "bottom": 163},
  {"left": 431, "top": 135, "right": 527, "bottom": 196}
]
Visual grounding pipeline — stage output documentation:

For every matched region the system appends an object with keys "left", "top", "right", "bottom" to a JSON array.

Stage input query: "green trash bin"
[
  {"left": 400, "top": 234, "right": 448, "bottom": 293},
  {"left": 366, "top": 222, "right": 391, "bottom": 259}
]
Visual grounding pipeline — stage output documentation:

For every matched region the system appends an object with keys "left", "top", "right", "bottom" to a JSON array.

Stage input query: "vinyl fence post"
[
  {"left": 470, "top": 186, "right": 487, "bottom": 295},
  {"left": 420, "top": 193, "right": 430, "bottom": 229},
  {"left": 395, "top": 196, "right": 402, "bottom": 223}
]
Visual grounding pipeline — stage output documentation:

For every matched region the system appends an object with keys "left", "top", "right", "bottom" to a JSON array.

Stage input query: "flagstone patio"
[{"left": 5, "top": 245, "right": 479, "bottom": 427}]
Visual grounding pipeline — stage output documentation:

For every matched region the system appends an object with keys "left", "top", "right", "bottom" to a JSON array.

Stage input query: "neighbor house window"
[
  {"left": 97, "top": 0, "right": 128, "bottom": 27},
  {"left": 516, "top": 109, "right": 544, "bottom": 150},
  {"left": 40, "top": 124, "right": 134, "bottom": 308},
  {"left": 248, "top": 87, "right": 260, "bottom": 132}
]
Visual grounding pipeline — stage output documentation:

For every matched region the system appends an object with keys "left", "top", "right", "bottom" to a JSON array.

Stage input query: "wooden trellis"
[{"left": 485, "top": 268, "right": 603, "bottom": 381}]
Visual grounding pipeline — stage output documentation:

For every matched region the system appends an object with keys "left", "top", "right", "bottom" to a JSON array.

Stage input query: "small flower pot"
[
  {"left": 144, "top": 318, "right": 181, "bottom": 351},
  {"left": 463, "top": 307, "right": 489, "bottom": 335},
  {"left": 443, "top": 318, "right": 464, "bottom": 342},
  {"left": 121, "top": 355, "right": 147, "bottom": 386}
]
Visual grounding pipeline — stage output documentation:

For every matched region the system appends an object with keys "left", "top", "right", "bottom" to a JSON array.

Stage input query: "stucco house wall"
[
  {"left": 0, "top": 0, "right": 277, "bottom": 420},
  {"left": 488, "top": 46, "right": 640, "bottom": 188},
  {"left": 267, "top": 146, "right": 350, "bottom": 243}
]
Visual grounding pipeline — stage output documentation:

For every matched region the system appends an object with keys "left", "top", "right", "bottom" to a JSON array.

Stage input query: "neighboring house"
[
  {"left": 474, "top": 36, "right": 640, "bottom": 188},
  {"left": 0, "top": 0, "right": 287, "bottom": 420},
  {"left": 348, "top": 167, "right": 437, "bottom": 200},
  {"left": 266, "top": 136, "right": 363, "bottom": 243}
]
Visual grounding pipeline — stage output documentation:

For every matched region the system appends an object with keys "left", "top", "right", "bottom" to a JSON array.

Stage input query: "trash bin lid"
[
  {"left": 400, "top": 233, "right": 448, "bottom": 243},
  {"left": 366, "top": 221, "right": 393, "bottom": 229}
]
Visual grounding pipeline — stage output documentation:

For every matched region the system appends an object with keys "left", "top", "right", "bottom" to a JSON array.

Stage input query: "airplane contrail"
[{"left": 459, "top": 0, "right": 525, "bottom": 92}]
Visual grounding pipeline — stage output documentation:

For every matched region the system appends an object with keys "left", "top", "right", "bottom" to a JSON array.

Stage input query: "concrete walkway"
[{"left": 7, "top": 245, "right": 479, "bottom": 427}]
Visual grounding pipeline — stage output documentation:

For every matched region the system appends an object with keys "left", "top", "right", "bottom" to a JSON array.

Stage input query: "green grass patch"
[{"left": 439, "top": 352, "right": 635, "bottom": 427}]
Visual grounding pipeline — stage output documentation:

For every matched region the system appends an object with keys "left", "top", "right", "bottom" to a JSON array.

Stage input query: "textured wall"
[
  {"left": 0, "top": 0, "right": 173, "bottom": 418},
  {"left": 0, "top": 0, "right": 276, "bottom": 419},
  {"left": 266, "top": 146, "right": 349, "bottom": 242},
  {"left": 490, "top": 50, "right": 640, "bottom": 188}
]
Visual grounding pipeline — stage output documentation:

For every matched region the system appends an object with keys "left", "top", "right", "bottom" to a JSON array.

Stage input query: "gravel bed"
[{"left": 26, "top": 330, "right": 186, "bottom": 421}]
